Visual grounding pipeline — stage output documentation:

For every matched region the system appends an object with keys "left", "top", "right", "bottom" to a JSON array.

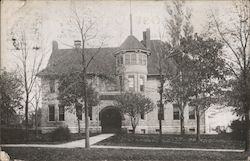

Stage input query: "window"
[
  {"left": 49, "top": 104, "right": 55, "bottom": 121},
  {"left": 49, "top": 79, "right": 55, "bottom": 93},
  {"left": 142, "top": 55, "right": 147, "bottom": 65},
  {"left": 89, "top": 106, "right": 92, "bottom": 120},
  {"left": 76, "top": 104, "right": 82, "bottom": 120},
  {"left": 131, "top": 54, "right": 136, "bottom": 64},
  {"left": 117, "top": 55, "right": 123, "bottom": 65},
  {"left": 59, "top": 105, "right": 65, "bottom": 121},
  {"left": 189, "top": 107, "right": 195, "bottom": 120},
  {"left": 139, "top": 76, "right": 145, "bottom": 92},
  {"left": 128, "top": 75, "right": 135, "bottom": 91},
  {"left": 125, "top": 54, "right": 130, "bottom": 65},
  {"left": 173, "top": 104, "right": 180, "bottom": 120},
  {"left": 139, "top": 54, "right": 143, "bottom": 64}
]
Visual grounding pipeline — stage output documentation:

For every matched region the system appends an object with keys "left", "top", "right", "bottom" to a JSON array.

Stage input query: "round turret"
[{"left": 114, "top": 35, "right": 150, "bottom": 92}]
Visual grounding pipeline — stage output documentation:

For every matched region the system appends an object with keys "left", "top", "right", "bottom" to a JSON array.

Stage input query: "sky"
[
  {"left": 1, "top": 0, "right": 238, "bottom": 129},
  {"left": 1, "top": 0, "right": 234, "bottom": 70}
]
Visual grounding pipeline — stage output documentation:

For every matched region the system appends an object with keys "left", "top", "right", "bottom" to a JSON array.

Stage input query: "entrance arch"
[{"left": 100, "top": 106, "right": 122, "bottom": 133}]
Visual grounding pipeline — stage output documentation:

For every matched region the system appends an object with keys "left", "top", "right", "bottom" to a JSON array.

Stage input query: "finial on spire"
[{"left": 130, "top": 0, "right": 133, "bottom": 35}]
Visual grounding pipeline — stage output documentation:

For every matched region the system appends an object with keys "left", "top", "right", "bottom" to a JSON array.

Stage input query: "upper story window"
[
  {"left": 49, "top": 79, "right": 55, "bottom": 93},
  {"left": 142, "top": 55, "right": 147, "bottom": 65},
  {"left": 59, "top": 105, "right": 65, "bottom": 121},
  {"left": 117, "top": 55, "right": 123, "bottom": 65},
  {"left": 139, "top": 54, "right": 147, "bottom": 65},
  {"left": 173, "top": 104, "right": 180, "bottom": 120},
  {"left": 139, "top": 76, "right": 145, "bottom": 92},
  {"left": 49, "top": 104, "right": 55, "bottom": 121},
  {"left": 125, "top": 54, "right": 131, "bottom": 65},
  {"left": 128, "top": 75, "right": 135, "bottom": 91},
  {"left": 189, "top": 107, "right": 195, "bottom": 120},
  {"left": 131, "top": 54, "right": 137, "bottom": 64}
]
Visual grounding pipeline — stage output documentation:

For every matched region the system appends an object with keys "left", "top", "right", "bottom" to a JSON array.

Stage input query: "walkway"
[
  {"left": 1, "top": 133, "right": 244, "bottom": 152},
  {"left": 1, "top": 133, "right": 114, "bottom": 148}
]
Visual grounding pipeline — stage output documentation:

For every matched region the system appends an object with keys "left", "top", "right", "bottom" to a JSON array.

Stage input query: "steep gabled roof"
[
  {"left": 38, "top": 39, "right": 177, "bottom": 77},
  {"left": 119, "top": 35, "right": 147, "bottom": 50},
  {"left": 38, "top": 47, "right": 118, "bottom": 77}
]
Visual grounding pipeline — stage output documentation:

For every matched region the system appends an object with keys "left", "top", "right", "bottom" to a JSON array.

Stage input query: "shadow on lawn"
[{"left": 96, "top": 133, "right": 244, "bottom": 149}]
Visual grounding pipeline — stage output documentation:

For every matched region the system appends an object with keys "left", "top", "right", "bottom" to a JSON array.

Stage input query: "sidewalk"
[
  {"left": 1, "top": 133, "right": 114, "bottom": 148},
  {"left": 1, "top": 133, "right": 245, "bottom": 153}
]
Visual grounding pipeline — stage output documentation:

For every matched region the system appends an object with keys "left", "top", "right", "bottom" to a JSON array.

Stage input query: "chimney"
[
  {"left": 145, "top": 28, "right": 150, "bottom": 49},
  {"left": 143, "top": 28, "right": 150, "bottom": 49},
  {"left": 52, "top": 41, "right": 58, "bottom": 52},
  {"left": 74, "top": 40, "right": 81, "bottom": 48}
]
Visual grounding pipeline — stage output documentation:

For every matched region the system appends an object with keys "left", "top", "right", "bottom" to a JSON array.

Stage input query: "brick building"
[{"left": 38, "top": 29, "right": 206, "bottom": 134}]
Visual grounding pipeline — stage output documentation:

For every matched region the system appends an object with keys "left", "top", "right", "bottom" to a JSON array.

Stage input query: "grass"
[
  {"left": 3, "top": 147, "right": 248, "bottom": 161},
  {"left": 96, "top": 133, "right": 244, "bottom": 149},
  {"left": 3, "top": 132, "right": 99, "bottom": 144}
]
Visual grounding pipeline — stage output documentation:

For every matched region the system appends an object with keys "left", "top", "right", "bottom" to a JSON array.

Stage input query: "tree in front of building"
[
  {"left": 209, "top": 0, "right": 250, "bottom": 151},
  {"left": 58, "top": 72, "right": 99, "bottom": 135},
  {"left": 114, "top": 92, "right": 154, "bottom": 134},
  {"left": 182, "top": 34, "right": 227, "bottom": 141},
  {"left": 0, "top": 69, "right": 23, "bottom": 124},
  {"left": 164, "top": 0, "right": 194, "bottom": 135}
]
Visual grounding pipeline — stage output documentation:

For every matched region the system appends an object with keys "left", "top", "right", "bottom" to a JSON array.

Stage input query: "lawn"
[
  {"left": 2, "top": 132, "right": 99, "bottom": 144},
  {"left": 3, "top": 147, "right": 248, "bottom": 161},
  {"left": 96, "top": 133, "right": 244, "bottom": 149}
]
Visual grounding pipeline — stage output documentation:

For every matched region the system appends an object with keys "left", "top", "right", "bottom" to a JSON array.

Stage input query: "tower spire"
[{"left": 130, "top": 0, "right": 133, "bottom": 35}]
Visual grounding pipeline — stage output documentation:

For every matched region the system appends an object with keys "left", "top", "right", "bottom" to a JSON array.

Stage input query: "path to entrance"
[
  {"left": 1, "top": 133, "right": 244, "bottom": 152},
  {"left": 1, "top": 133, "right": 114, "bottom": 148}
]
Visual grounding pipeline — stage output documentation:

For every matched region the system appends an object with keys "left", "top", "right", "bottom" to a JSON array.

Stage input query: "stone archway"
[{"left": 100, "top": 106, "right": 122, "bottom": 133}]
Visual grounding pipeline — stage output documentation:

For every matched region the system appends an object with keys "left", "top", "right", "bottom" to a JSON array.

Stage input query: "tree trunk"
[
  {"left": 35, "top": 107, "right": 38, "bottom": 137},
  {"left": 132, "top": 126, "right": 136, "bottom": 134},
  {"left": 159, "top": 119, "right": 162, "bottom": 144},
  {"left": 78, "top": 118, "right": 81, "bottom": 135},
  {"left": 0, "top": 94, "right": 2, "bottom": 151},
  {"left": 158, "top": 75, "right": 164, "bottom": 143},
  {"left": 180, "top": 112, "right": 185, "bottom": 135},
  {"left": 196, "top": 109, "right": 200, "bottom": 142},
  {"left": 81, "top": 40, "right": 90, "bottom": 149},
  {"left": 245, "top": 112, "right": 249, "bottom": 151},
  {"left": 25, "top": 95, "right": 29, "bottom": 142}
]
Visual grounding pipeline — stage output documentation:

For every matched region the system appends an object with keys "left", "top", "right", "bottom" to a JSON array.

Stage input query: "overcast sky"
[{"left": 1, "top": 0, "right": 234, "bottom": 70}]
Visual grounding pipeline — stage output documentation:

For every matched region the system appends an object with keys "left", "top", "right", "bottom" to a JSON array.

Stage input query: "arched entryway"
[{"left": 100, "top": 107, "right": 122, "bottom": 133}]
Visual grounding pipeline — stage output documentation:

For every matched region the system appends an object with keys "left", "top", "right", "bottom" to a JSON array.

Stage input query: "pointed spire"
[{"left": 130, "top": 0, "right": 133, "bottom": 35}]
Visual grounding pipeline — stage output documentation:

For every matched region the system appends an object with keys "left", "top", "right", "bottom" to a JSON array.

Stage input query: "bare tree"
[
  {"left": 11, "top": 25, "right": 44, "bottom": 141},
  {"left": 165, "top": 0, "right": 193, "bottom": 135},
  {"left": 151, "top": 37, "right": 177, "bottom": 143},
  {"left": 209, "top": 0, "right": 250, "bottom": 151},
  {"left": 58, "top": 5, "right": 106, "bottom": 148},
  {"left": 9, "top": 12, "right": 45, "bottom": 141},
  {"left": 30, "top": 82, "right": 42, "bottom": 137}
]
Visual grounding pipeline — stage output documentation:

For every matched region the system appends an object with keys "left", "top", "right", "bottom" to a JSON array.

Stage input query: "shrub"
[
  {"left": 50, "top": 126, "right": 71, "bottom": 142},
  {"left": 230, "top": 119, "right": 246, "bottom": 141}
]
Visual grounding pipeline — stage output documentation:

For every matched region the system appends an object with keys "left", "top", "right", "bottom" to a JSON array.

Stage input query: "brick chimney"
[
  {"left": 52, "top": 41, "right": 58, "bottom": 52},
  {"left": 143, "top": 28, "right": 151, "bottom": 49}
]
